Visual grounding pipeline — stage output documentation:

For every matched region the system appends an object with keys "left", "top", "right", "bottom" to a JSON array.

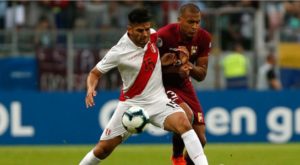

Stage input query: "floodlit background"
[{"left": 0, "top": 1, "right": 299, "bottom": 165}]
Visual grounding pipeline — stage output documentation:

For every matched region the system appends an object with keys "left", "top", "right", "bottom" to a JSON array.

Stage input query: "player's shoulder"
[
  {"left": 116, "top": 33, "right": 137, "bottom": 50},
  {"left": 196, "top": 28, "right": 212, "bottom": 46},
  {"left": 107, "top": 34, "right": 132, "bottom": 57},
  {"left": 157, "top": 23, "right": 178, "bottom": 36},
  {"left": 198, "top": 28, "right": 211, "bottom": 39}
]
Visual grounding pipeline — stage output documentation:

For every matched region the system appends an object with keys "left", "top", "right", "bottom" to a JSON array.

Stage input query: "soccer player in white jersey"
[{"left": 79, "top": 8, "right": 208, "bottom": 165}]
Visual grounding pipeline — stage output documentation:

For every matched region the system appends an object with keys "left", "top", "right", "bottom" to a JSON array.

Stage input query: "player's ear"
[
  {"left": 127, "top": 25, "right": 132, "bottom": 33},
  {"left": 178, "top": 16, "right": 184, "bottom": 22}
]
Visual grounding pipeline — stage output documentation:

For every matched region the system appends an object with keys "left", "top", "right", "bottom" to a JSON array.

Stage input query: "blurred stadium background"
[{"left": 0, "top": 1, "right": 300, "bottom": 164}]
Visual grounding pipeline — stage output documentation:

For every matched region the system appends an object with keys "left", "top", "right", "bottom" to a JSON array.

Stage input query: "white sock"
[
  {"left": 181, "top": 130, "right": 208, "bottom": 165},
  {"left": 79, "top": 150, "right": 101, "bottom": 165}
]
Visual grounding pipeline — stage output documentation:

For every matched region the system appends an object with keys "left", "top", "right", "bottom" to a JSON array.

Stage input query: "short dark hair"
[
  {"left": 179, "top": 3, "right": 201, "bottom": 16},
  {"left": 128, "top": 8, "right": 152, "bottom": 24}
]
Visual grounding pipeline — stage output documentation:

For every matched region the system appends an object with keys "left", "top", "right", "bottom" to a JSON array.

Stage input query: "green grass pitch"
[{"left": 0, "top": 143, "right": 299, "bottom": 165}]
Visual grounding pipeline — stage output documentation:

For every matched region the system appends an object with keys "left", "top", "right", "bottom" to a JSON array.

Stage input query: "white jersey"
[
  {"left": 96, "top": 29, "right": 168, "bottom": 105},
  {"left": 96, "top": 30, "right": 184, "bottom": 141}
]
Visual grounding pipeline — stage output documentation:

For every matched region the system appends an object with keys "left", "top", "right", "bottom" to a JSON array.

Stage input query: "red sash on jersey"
[{"left": 119, "top": 34, "right": 158, "bottom": 101}]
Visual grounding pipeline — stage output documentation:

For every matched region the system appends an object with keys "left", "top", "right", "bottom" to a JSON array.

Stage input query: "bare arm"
[
  {"left": 162, "top": 65, "right": 180, "bottom": 74},
  {"left": 190, "top": 56, "right": 208, "bottom": 82},
  {"left": 161, "top": 47, "right": 191, "bottom": 76},
  {"left": 85, "top": 67, "right": 103, "bottom": 108},
  {"left": 161, "top": 53, "right": 176, "bottom": 66}
]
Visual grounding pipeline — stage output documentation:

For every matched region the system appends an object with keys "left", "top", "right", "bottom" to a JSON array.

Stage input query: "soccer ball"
[{"left": 121, "top": 106, "right": 149, "bottom": 134}]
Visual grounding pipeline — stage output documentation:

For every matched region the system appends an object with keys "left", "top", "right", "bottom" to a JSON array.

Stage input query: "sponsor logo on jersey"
[
  {"left": 191, "top": 46, "right": 198, "bottom": 56},
  {"left": 144, "top": 57, "right": 155, "bottom": 71},
  {"left": 198, "top": 112, "right": 203, "bottom": 123}
]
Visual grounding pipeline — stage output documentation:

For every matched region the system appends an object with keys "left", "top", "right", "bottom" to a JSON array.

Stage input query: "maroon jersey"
[
  {"left": 157, "top": 23, "right": 212, "bottom": 88},
  {"left": 157, "top": 23, "right": 211, "bottom": 125}
]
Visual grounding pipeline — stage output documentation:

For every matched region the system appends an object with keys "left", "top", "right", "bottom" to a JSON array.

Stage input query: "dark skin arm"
[
  {"left": 161, "top": 53, "right": 182, "bottom": 75},
  {"left": 189, "top": 55, "right": 208, "bottom": 82},
  {"left": 161, "top": 52, "right": 208, "bottom": 81},
  {"left": 162, "top": 61, "right": 192, "bottom": 79},
  {"left": 161, "top": 47, "right": 192, "bottom": 78},
  {"left": 162, "top": 65, "right": 181, "bottom": 73}
]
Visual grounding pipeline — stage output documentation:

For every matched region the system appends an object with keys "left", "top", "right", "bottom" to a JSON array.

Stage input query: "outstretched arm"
[{"left": 85, "top": 67, "right": 103, "bottom": 108}]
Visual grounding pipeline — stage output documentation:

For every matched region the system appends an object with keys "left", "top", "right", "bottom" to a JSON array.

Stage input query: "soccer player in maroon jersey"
[{"left": 157, "top": 3, "right": 212, "bottom": 165}]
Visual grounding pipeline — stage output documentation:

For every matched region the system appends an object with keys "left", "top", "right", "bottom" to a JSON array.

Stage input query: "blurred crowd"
[
  {"left": 0, "top": 0, "right": 299, "bottom": 48},
  {"left": 0, "top": 2, "right": 294, "bottom": 28},
  {"left": 0, "top": 0, "right": 300, "bottom": 91}
]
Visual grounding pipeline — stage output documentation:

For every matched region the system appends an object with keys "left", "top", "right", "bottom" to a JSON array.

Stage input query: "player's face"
[
  {"left": 128, "top": 22, "right": 151, "bottom": 48},
  {"left": 179, "top": 11, "right": 201, "bottom": 39}
]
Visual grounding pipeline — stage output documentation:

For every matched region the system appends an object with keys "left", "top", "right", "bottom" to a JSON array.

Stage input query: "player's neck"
[
  {"left": 179, "top": 29, "right": 193, "bottom": 42},
  {"left": 128, "top": 33, "right": 146, "bottom": 48},
  {"left": 181, "top": 34, "right": 193, "bottom": 42}
]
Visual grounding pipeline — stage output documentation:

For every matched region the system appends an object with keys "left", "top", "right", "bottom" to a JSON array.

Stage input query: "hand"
[
  {"left": 178, "top": 63, "right": 193, "bottom": 78},
  {"left": 85, "top": 90, "right": 97, "bottom": 108},
  {"left": 177, "top": 46, "right": 189, "bottom": 64},
  {"left": 161, "top": 53, "right": 176, "bottom": 66}
]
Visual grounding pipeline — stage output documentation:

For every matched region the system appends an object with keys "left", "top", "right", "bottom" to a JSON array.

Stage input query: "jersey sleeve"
[
  {"left": 96, "top": 46, "right": 119, "bottom": 74},
  {"left": 199, "top": 30, "right": 212, "bottom": 57},
  {"left": 156, "top": 27, "right": 169, "bottom": 57}
]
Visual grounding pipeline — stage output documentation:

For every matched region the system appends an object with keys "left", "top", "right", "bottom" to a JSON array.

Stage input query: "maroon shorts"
[{"left": 165, "top": 86, "right": 205, "bottom": 125}]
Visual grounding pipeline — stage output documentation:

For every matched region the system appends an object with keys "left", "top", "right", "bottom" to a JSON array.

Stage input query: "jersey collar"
[{"left": 125, "top": 32, "right": 139, "bottom": 49}]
